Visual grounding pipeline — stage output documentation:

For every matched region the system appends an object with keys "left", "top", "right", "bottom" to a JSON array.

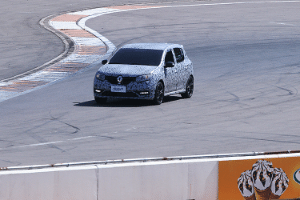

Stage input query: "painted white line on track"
[
  {"left": 60, "top": 54, "right": 100, "bottom": 63},
  {"left": 71, "top": 37, "right": 106, "bottom": 46},
  {"left": 19, "top": 71, "right": 68, "bottom": 82},
  {"left": 49, "top": 21, "right": 80, "bottom": 30},
  {"left": 271, "top": 22, "right": 296, "bottom": 26},
  {"left": 70, "top": 8, "right": 118, "bottom": 16},
  {"left": 0, "top": 136, "right": 98, "bottom": 151}
]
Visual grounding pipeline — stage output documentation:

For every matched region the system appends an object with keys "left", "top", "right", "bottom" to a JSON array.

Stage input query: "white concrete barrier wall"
[
  {"left": 0, "top": 166, "right": 98, "bottom": 200},
  {"left": 97, "top": 160, "right": 218, "bottom": 200},
  {"left": 0, "top": 159, "right": 218, "bottom": 200},
  {"left": 2, "top": 152, "right": 300, "bottom": 200}
]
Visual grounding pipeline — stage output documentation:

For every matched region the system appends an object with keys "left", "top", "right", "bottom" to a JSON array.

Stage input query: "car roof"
[{"left": 121, "top": 43, "right": 181, "bottom": 50}]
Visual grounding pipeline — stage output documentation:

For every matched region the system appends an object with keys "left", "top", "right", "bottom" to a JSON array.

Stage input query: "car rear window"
[{"left": 109, "top": 48, "right": 163, "bottom": 66}]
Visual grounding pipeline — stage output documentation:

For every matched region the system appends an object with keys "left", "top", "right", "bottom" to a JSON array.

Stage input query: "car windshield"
[{"left": 109, "top": 48, "right": 163, "bottom": 66}]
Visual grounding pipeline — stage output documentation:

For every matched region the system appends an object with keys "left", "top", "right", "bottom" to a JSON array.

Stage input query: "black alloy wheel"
[
  {"left": 181, "top": 76, "right": 194, "bottom": 98},
  {"left": 153, "top": 82, "right": 164, "bottom": 105}
]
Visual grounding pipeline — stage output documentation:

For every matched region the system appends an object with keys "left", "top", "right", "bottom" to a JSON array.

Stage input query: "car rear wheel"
[
  {"left": 95, "top": 97, "right": 107, "bottom": 104},
  {"left": 153, "top": 82, "right": 164, "bottom": 105},
  {"left": 181, "top": 76, "right": 194, "bottom": 98}
]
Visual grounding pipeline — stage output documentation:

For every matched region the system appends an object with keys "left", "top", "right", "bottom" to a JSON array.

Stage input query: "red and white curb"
[{"left": 0, "top": 5, "right": 163, "bottom": 103}]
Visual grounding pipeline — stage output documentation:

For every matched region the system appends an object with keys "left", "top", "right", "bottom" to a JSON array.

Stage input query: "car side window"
[
  {"left": 174, "top": 48, "right": 184, "bottom": 63},
  {"left": 165, "top": 50, "right": 174, "bottom": 64}
]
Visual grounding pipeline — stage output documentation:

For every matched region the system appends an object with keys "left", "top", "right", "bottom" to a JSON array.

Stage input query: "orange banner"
[{"left": 219, "top": 156, "right": 300, "bottom": 200}]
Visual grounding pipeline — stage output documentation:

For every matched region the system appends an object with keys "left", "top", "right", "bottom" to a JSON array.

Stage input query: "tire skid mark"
[{"left": 0, "top": 5, "right": 162, "bottom": 103}]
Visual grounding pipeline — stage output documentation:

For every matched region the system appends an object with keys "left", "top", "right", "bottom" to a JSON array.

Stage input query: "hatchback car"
[{"left": 94, "top": 43, "right": 194, "bottom": 105}]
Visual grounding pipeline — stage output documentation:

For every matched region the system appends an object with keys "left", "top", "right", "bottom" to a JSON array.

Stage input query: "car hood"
[{"left": 98, "top": 64, "right": 157, "bottom": 76}]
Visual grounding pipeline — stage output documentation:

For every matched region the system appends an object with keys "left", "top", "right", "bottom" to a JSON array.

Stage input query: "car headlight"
[
  {"left": 95, "top": 72, "right": 105, "bottom": 81},
  {"left": 136, "top": 75, "right": 150, "bottom": 83}
]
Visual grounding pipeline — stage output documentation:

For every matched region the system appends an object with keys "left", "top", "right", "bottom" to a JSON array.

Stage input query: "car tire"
[
  {"left": 153, "top": 81, "right": 164, "bottom": 105},
  {"left": 181, "top": 76, "right": 194, "bottom": 98},
  {"left": 95, "top": 97, "right": 107, "bottom": 104}
]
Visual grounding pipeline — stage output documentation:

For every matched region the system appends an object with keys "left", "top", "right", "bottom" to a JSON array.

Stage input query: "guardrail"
[{"left": 1, "top": 151, "right": 300, "bottom": 200}]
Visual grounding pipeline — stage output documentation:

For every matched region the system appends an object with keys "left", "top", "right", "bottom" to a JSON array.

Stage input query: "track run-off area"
[{"left": 1, "top": 0, "right": 300, "bottom": 167}]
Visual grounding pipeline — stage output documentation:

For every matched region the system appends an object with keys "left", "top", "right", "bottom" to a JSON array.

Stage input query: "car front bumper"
[{"left": 94, "top": 78, "right": 156, "bottom": 100}]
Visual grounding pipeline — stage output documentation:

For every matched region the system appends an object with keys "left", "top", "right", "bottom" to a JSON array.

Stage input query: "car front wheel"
[{"left": 153, "top": 82, "right": 164, "bottom": 105}]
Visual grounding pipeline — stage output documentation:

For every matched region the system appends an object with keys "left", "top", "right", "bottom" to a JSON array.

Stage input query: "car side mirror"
[
  {"left": 102, "top": 60, "right": 108, "bottom": 65},
  {"left": 165, "top": 61, "right": 174, "bottom": 68}
]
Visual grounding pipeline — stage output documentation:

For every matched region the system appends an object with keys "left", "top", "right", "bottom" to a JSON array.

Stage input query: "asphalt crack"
[
  {"left": 236, "top": 136, "right": 300, "bottom": 145},
  {"left": 50, "top": 114, "right": 80, "bottom": 134},
  {"left": 276, "top": 86, "right": 296, "bottom": 96}
]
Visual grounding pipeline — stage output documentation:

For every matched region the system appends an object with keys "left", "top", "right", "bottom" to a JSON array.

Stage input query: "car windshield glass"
[{"left": 109, "top": 48, "right": 163, "bottom": 66}]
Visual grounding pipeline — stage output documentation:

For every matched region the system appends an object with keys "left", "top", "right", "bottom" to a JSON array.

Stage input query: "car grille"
[
  {"left": 102, "top": 91, "right": 138, "bottom": 97},
  {"left": 105, "top": 76, "right": 136, "bottom": 85}
]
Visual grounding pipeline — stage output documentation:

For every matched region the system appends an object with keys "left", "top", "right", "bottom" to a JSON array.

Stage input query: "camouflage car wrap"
[{"left": 94, "top": 43, "right": 193, "bottom": 102}]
